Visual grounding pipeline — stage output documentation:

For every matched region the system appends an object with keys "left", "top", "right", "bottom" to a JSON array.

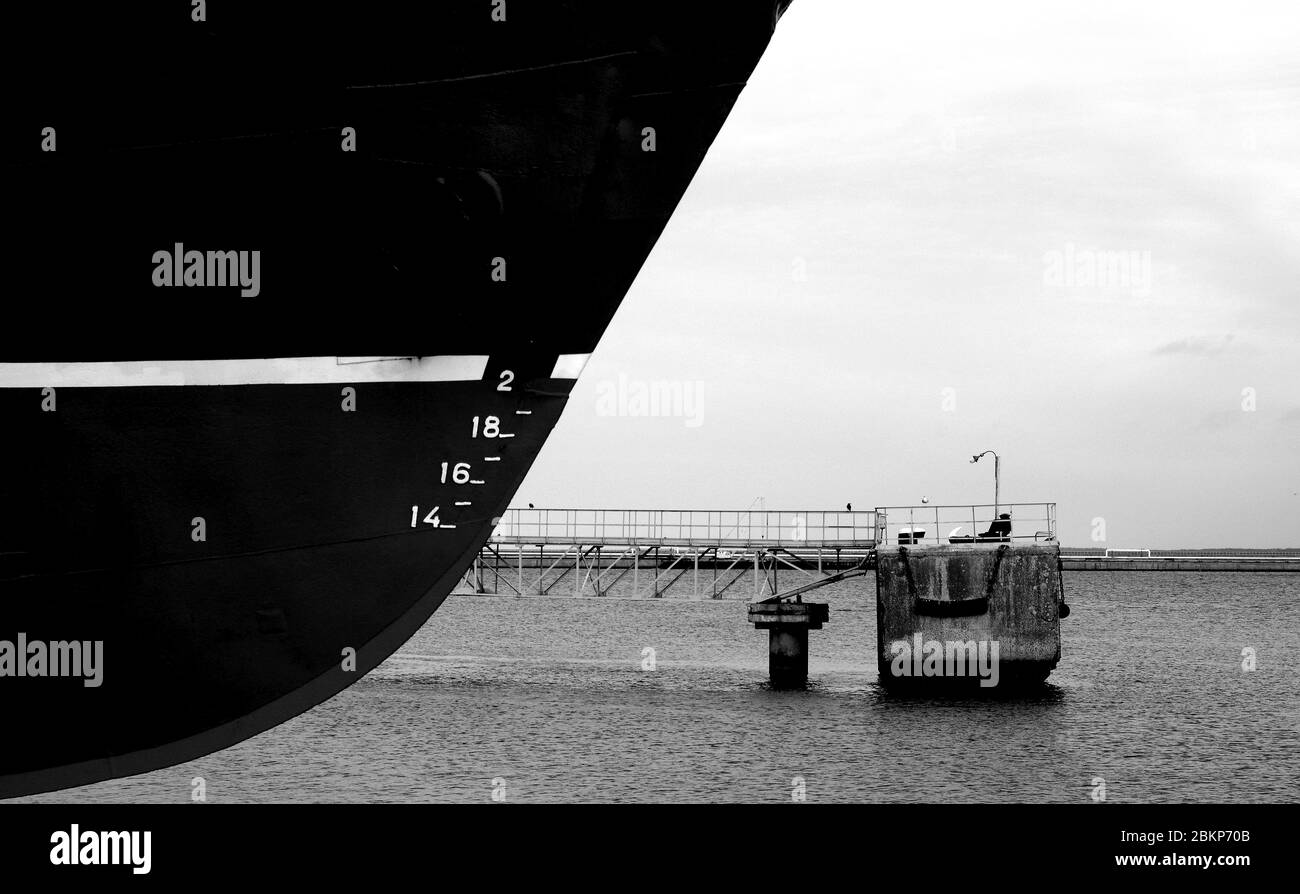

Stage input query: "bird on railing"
[{"left": 846, "top": 503, "right": 852, "bottom": 511}]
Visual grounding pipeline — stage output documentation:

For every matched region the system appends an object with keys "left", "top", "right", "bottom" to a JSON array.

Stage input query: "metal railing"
[
  {"left": 490, "top": 508, "right": 881, "bottom": 547},
  {"left": 874, "top": 503, "right": 1056, "bottom": 548}
]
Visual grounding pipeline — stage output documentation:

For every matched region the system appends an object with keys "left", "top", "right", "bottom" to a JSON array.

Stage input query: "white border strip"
[
  {"left": 0, "top": 356, "right": 490, "bottom": 388},
  {"left": 550, "top": 353, "right": 591, "bottom": 379}
]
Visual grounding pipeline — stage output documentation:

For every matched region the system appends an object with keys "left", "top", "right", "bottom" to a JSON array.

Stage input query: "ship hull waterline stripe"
[{"left": 0, "top": 356, "right": 492, "bottom": 388}]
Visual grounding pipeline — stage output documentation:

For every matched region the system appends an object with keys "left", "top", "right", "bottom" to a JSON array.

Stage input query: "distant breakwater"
[{"left": 1059, "top": 548, "right": 1300, "bottom": 572}]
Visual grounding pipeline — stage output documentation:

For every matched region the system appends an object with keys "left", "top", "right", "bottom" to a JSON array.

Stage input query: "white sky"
[{"left": 518, "top": 0, "right": 1300, "bottom": 548}]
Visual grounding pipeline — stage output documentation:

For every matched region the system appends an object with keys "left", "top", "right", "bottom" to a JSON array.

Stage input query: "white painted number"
[
  {"left": 441, "top": 462, "right": 472, "bottom": 484},
  {"left": 410, "top": 505, "right": 442, "bottom": 528},
  {"left": 471, "top": 416, "right": 501, "bottom": 438},
  {"left": 497, "top": 370, "right": 514, "bottom": 391}
]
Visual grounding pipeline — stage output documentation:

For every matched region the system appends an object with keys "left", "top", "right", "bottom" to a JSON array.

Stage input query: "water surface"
[{"left": 12, "top": 572, "right": 1300, "bottom": 803}]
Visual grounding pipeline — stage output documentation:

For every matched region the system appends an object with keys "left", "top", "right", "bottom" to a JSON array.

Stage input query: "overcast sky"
[{"left": 517, "top": 0, "right": 1300, "bottom": 548}]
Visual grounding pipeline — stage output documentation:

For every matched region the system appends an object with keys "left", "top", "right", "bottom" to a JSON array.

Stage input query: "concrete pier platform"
[
  {"left": 875, "top": 543, "right": 1066, "bottom": 689},
  {"left": 747, "top": 600, "right": 830, "bottom": 689}
]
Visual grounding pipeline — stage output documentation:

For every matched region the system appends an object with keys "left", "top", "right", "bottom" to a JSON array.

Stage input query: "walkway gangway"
[{"left": 463, "top": 507, "right": 881, "bottom": 599}]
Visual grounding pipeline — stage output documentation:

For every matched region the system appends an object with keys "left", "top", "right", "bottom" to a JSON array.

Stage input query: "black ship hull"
[
  {"left": 1, "top": 2, "right": 794, "bottom": 797},
  {"left": 0, "top": 365, "right": 568, "bottom": 796}
]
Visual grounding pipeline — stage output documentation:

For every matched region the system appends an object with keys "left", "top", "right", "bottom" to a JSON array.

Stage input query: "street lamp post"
[{"left": 970, "top": 451, "right": 1000, "bottom": 515}]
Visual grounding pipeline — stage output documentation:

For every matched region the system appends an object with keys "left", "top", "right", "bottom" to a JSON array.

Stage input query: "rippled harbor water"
[{"left": 12, "top": 572, "right": 1300, "bottom": 803}]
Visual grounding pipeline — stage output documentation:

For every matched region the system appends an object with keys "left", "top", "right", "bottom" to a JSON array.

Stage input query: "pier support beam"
[{"left": 747, "top": 601, "right": 829, "bottom": 688}]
